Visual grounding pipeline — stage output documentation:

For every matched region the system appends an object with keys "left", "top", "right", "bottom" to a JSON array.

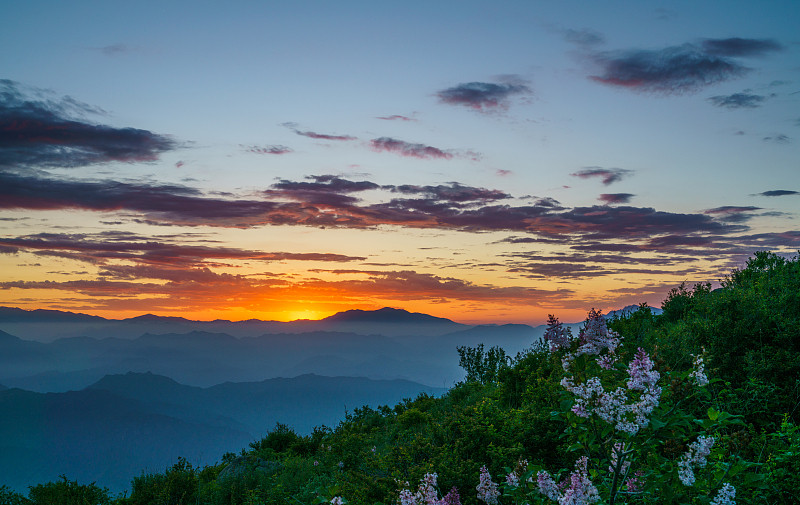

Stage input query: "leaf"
[{"left": 707, "top": 407, "right": 719, "bottom": 421}]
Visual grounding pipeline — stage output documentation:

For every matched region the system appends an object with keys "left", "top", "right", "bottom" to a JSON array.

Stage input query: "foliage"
[
  {"left": 27, "top": 476, "right": 111, "bottom": 505},
  {"left": 457, "top": 344, "right": 512, "bottom": 385}
]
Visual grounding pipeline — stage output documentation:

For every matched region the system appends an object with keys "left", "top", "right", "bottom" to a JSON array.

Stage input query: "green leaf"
[{"left": 707, "top": 407, "right": 719, "bottom": 421}]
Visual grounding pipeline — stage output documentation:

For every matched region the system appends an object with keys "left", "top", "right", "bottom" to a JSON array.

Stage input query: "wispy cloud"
[
  {"left": 563, "top": 28, "right": 605, "bottom": 47},
  {"left": 282, "top": 122, "right": 356, "bottom": 141},
  {"left": 704, "top": 206, "right": 762, "bottom": 223},
  {"left": 0, "top": 80, "right": 177, "bottom": 170},
  {"left": 763, "top": 134, "right": 791, "bottom": 144},
  {"left": 370, "top": 137, "right": 454, "bottom": 159},
  {"left": 244, "top": 145, "right": 293, "bottom": 155},
  {"left": 571, "top": 167, "right": 633, "bottom": 185},
  {"left": 436, "top": 80, "right": 531, "bottom": 111},
  {"left": 599, "top": 193, "right": 634, "bottom": 204},
  {"left": 700, "top": 37, "right": 783, "bottom": 57},
  {"left": 708, "top": 92, "right": 769, "bottom": 109},
  {"left": 376, "top": 115, "right": 415, "bottom": 121}
]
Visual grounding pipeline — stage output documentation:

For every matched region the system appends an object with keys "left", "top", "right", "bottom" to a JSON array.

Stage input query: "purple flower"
[{"left": 476, "top": 466, "right": 500, "bottom": 505}]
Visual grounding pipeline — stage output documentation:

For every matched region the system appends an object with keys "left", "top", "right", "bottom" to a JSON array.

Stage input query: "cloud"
[
  {"left": 599, "top": 193, "right": 634, "bottom": 204},
  {"left": 700, "top": 37, "right": 783, "bottom": 57},
  {"left": 436, "top": 80, "right": 531, "bottom": 111},
  {"left": 571, "top": 167, "right": 633, "bottom": 185},
  {"left": 756, "top": 189, "right": 799, "bottom": 197},
  {"left": 99, "top": 43, "right": 134, "bottom": 56},
  {"left": 707, "top": 92, "right": 769, "bottom": 109},
  {"left": 376, "top": 115, "right": 415, "bottom": 121},
  {"left": 563, "top": 28, "right": 605, "bottom": 47},
  {"left": 0, "top": 232, "right": 365, "bottom": 269},
  {"left": 496, "top": 169, "right": 513, "bottom": 176},
  {"left": 703, "top": 206, "right": 762, "bottom": 223},
  {"left": 370, "top": 137, "right": 454, "bottom": 159},
  {"left": 386, "top": 183, "right": 510, "bottom": 203},
  {"left": 244, "top": 145, "right": 293, "bottom": 154},
  {"left": 282, "top": 123, "right": 356, "bottom": 141},
  {"left": 0, "top": 80, "right": 177, "bottom": 169},
  {"left": 0, "top": 171, "right": 285, "bottom": 227},
  {"left": 0, "top": 172, "right": 770, "bottom": 252},
  {"left": 589, "top": 45, "right": 749, "bottom": 94},
  {"left": 763, "top": 134, "right": 791, "bottom": 144}
]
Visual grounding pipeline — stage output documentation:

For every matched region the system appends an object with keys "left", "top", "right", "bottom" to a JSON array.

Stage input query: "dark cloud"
[
  {"left": 376, "top": 115, "right": 415, "bottom": 121},
  {"left": 700, "top": 37, "right": 783, "bottom": 57},
  {"left": 589, "top": 45, "right": 749, "bottom": 94},
  {"left": 757, "top": 190, "right": 799, "bottom": 197},
  {"left": 436, "top": 81, "right": 531, "bottom": 111},
  {"left": 571, "top": 167, "right": 633, "bottom": 185},
  {"left": 0, "top": 232, "right": 365, "bottom": 269},
  {"left": 0, "top": 80, "right": 177, "bottom": 169},
  {"left": 0, "top": 171, "right": 285, "bottom": 227},
  {"left": 599, "top": 193, "right": 634, "bottom": 204},
  {"left": 708, "top": 92, "right": 768, "bottom": 109},
  {"left": 2, "top": 172, "right": 778, "bottom": 258},
  {"left": 370, "top": 137, "right": 454, "bottom": 159},
  {"left": 244, "top": 145, "right": 293, "bottom": 155}
]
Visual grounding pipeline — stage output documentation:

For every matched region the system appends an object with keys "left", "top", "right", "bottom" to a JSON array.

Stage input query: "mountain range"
[{"left": 0, "top": 371, "right": 442, "bottom": 493}]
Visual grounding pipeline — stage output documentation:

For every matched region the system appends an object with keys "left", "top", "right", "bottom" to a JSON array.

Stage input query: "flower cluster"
[
  {"left": 544, "top": 314, "right": 573, "bottom": 352},
  {"left": 577, "top": 308, "right": 621, "bottom": 356},
  {"left": 677, "top": 435, "right": 716, "bottom": 486},
  {"left": 476, "top": 466, "right": 500, "bottom": 505},
  {"left": 710, "top": 483, "right": 736, "bottom": 505},
  {"left": 537, "top": 457, "right": 600, "bottom": 505},
  {"left": 330, "top": 497, "right": 345, "bottom": 505},
  {"left": 561, "top": 348, "right": 661, "bottom": 435},
  {"left": 398, "top": 474, "right": 461, "bottom": 505},
  {"left": 689, "top": 351, "right": 709, "bottom": 386}
]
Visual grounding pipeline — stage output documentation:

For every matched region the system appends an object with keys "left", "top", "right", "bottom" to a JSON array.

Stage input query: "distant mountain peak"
[{"left": 322, "top": 307, "right": 457, "bottom": 324}]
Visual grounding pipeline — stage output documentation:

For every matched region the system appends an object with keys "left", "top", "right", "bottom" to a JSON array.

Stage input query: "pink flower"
[{"left": 440, "top": 487, "right": 462, "bottom": 505}]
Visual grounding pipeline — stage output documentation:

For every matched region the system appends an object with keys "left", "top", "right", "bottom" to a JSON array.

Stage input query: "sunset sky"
[{"left": 1, "top": 0, "right": 798, "bottom": 325}]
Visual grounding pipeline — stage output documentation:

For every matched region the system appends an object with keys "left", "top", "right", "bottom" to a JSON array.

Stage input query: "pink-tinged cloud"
[
  {"left": 370, "top": 137, "right": 453, "bottom": 159},
  {"left": 376, "top": 115, "right": 415, "bottom": 121},
  {"left": 0, "top": 80, "right": 177, "bottom": 169},
  {"left": 496, "top": 169, "right": 513, "bottom": 176},
  {"left": 589, "top": 45, "right": 749, "bottom": 94},
  {"left": 245, "top": 145, "right": 293, "bottom": 155},
  {"left": 436, "top": 81, "right": 531, "bottom": 111},
  {"left": 571, "top": 167, "right": 633, "bottom": 185},
  {"left": 599, "top": 193, "right": 634, "bottom": 204}
]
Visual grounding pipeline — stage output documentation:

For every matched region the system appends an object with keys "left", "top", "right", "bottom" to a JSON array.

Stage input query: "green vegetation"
[{"left": 2, "top": 251, "right": 798, "bottom": 504}]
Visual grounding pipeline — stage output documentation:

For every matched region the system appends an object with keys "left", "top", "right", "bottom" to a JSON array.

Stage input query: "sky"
[{"left": 1, "top": 0, "right": 798, "bottom": 325}]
